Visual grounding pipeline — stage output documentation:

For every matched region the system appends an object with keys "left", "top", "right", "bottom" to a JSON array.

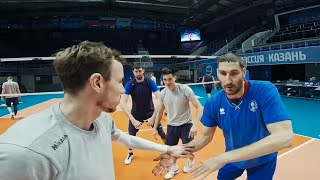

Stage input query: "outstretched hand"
[
  {"left": 189, "top": 156, "right": 226, "bottom": 180},
  {"left": 152, "top": 154, "right": 177, "bottom": 176},
  {"left": 144, "top": 117, "right": 154, "bottom": 127},
  {"left": 167, "top": 144, "right": 195, "bottom": 158}
]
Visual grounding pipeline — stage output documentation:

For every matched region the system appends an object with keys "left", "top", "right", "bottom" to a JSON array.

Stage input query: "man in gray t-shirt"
[
  {"left": 1, "top": 76, "right": 20, "bottom": 119},
  {"left": 153, "top": 67, "right": 203, "bottom": 179},
  {"left": 0, "top": 41, "right": 190, "bottom": 180}
]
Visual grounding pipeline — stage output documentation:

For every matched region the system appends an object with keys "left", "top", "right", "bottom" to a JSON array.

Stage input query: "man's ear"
[
  {"left": 173, "top": 74, "right": 178, "bottom": 81},
  {"left": 89, "top": 73, "right": 103, "bottom": 93},
  {"left": 243, "top": 67, "right": 247, "bottom": 76}
]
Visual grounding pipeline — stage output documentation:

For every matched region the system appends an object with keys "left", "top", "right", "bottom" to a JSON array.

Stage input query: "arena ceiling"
[{"left": 0, "top": 0, "right": 273, "bottom": 28}]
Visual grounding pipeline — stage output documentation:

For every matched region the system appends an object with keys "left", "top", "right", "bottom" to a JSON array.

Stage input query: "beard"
[
  {"left": 223, "top": 80, "right": 243, "bottom": 96},
  {"left": 136, "top": 76, "right": 143, "bottom": 80}
]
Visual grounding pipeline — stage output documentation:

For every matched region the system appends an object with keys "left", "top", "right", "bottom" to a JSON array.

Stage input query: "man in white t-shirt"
[
  {"left": 0, "top": 41, "right": 191, "bottom": 180},
  {"left": 1, "top": 76, "right": 20, "bottom": 119}
]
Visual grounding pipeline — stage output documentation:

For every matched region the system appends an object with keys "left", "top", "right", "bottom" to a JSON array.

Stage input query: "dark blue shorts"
[
  {"left": 128, "top": 113, "right": 166, "bottom": 139},
  {"left": 165, "top": 123, "right": 193, "bottom": 146},
  {"left": 205, "top": 87, "right": 212, "bottom": 94},
  {"left": 217, "top": 157, "right": 277, "bottom": 180}
]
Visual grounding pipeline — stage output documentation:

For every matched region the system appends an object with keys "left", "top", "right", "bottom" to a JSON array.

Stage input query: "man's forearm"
[
  {"left": 115, "top": 132, "right": 168, "bottom": 153},
  {"left": 119, "top": 103, "right": 135, "bottom": 122},
  {"left": 153, "top": 111, "right": 163, "bottom": 129},
  {"left": 219, "top": 132, "right": 293, "bottom": 164},
  {"left": 188, "top": 134, "right": 213, "bottom": 152},
  {"left": 193, "top": 106, "right": 203, "bottom": 125},
  {"left": 150, "top": 104, "right": 160, "bottom": 121},
  {"left": 150, "top": 92, "right": 161, "bottom": 121}
]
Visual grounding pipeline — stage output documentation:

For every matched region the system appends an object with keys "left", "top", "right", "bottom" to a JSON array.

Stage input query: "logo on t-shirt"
[
  {"left": 249, "top": 100, "right": 258, "bottom": 112},
  {"left": 219, "top": 108, "right": 225, "bottom": 115},
  {"left": 52, "top": 135, "right": 68, "bottom": 150}
]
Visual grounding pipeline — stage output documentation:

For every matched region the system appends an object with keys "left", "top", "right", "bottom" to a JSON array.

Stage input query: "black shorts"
[
  {"left": 6, "top": 97, "right": 19, "bottom": 107},
  {"left": 128, "top": 112, "right": 166, "bottom": 139},
  {"left": 165, "top": 123, "right": 193, "bottom": 146},
  {"left": 205, "top": 88, "right": 212, "bottom": 94}
]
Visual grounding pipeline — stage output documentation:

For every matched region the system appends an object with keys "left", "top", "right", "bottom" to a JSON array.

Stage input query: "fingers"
[
  {"left": 173, "top": 154, "right": 193, "bottom": 158},
  {"left": 190, "top": 169, "right": 211, "bottom": 180},
  {"left": 153, "top": 154, "right": 163, "bottom": 161},
  {"left": 152, "top": 165, "right": 166, "bottom": 176},
  {"left": 181, "top": 144, "right": 195, "bottom": 148},
  {"left": 153, "top": 153, "right": 170, "bottom": 161},
  {"left": 143, "top": 119, "right": 150, "bottom": 126},
  {"left": 189, "top": 165, "right": 209, "bottom": 179},
  {"left": 153, "top": 131, "right": 159, "bottom": 140},
  {"left": 147, "top": 122, "right": 153, "bottom": 127},
  {"left": 134, "top": 122, "right": 142, "bottom": 129},
  {"left": 184, "top": 145, "right": 196, "bottom": 151},
  {"left": 189, "top": 131, "right": 197, "bottom": 138}
]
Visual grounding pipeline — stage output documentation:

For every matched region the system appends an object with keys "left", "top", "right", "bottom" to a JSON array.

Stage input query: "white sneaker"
[
  {"left": 183, "top": 160, "right": 194, "bottom": 173},
  {"left": 164, "top": 165, "right": 179, "bottom": 179},
  {"left": 124, "top": 153, "right": 133, "bottom": 165}
]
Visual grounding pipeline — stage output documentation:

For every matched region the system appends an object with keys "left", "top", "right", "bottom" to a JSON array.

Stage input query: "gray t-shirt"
[
  {"left": 2, "top": 80, "right": 19, "bottom": 98},
  {"left": 0, "top": 104, "right": 120, "bottom": 180},
  {"left": 160, "top": 84, "right": 197, "bottom": 126}
]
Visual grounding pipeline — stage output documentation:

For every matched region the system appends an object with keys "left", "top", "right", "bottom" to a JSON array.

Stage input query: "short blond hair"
[{"left": 54, "top": 41, "right": 125, "bottom": 95}]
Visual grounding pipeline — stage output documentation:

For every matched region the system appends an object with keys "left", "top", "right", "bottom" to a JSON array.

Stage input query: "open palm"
[{"left": 152, "top": 154, "right": 177, "bottom": 176}]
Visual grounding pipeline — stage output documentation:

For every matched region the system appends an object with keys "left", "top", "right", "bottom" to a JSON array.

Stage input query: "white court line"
[
  {"left": 278, "top": 138, "right": 315, "bottom": 158},
  {"left": 293, "top": 133, "right": 319, "bottom": 139},
  {"left": 238, "top": 138, "right": 316, "bottom": 177}
]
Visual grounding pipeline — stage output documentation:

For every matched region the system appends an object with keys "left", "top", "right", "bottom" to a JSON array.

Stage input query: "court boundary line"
[
  {"left": 293, "top": 133, "right": 319, "bottom": 139},
  {"left": 0, "top": 98, "right": 61, "bottom": 118},
  {"left": 237, "top": 138, "right": 316, "bottom": 177},
  {"left": 278, "top": 138, "right": 315, "bottom": 158}
]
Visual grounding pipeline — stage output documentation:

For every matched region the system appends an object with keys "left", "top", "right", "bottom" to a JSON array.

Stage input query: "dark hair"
[
  {"left": 161, "top": 67, "right": 175, "bottom": 75},
  {"left": 133, "top": 65, "right": 144, "bottom": 70},
  {"left": 54, "top": 41, "right": 125, "bottom": 95},
  {"left": 217, "top": 52, "right": 245, "bottom": 69}
]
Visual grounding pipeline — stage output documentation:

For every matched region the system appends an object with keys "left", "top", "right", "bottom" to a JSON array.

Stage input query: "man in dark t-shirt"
[
  {"left": 120, "top": 65, "right": 166, "bottom": 165},
  {"left": 202, "top": 71, "right": 216, "bottom": 97}
]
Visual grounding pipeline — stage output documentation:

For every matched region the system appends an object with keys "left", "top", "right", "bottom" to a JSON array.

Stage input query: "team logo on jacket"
[{"left": 249, "top": 100, "right": 258, "bottom": 112}]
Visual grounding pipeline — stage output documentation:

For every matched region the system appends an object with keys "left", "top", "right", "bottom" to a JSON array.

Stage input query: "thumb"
[
  {"left": 153, "top": 154, "right": 162, "bottom": 161},
  {"left": 153, "top": 133, "right": 158, "bottom": 140}
]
